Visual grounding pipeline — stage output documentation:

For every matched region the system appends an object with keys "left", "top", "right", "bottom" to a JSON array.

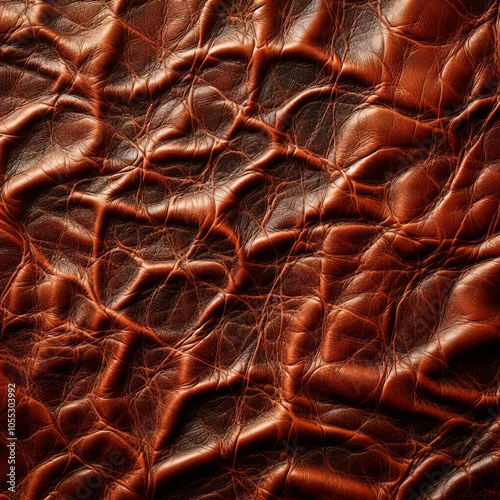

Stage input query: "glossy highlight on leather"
[{"left": 1, "top": 0, "right": 500, "bottom": 499}]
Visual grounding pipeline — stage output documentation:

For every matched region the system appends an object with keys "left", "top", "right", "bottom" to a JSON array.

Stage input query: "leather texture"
[{"left": 1, "top": 0, "right": 500, "bottom": 499}]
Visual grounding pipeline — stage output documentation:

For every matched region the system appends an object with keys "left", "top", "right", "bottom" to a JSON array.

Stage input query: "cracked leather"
[{"left": 1, "top": 0, "right": 500, "bottom": 499}]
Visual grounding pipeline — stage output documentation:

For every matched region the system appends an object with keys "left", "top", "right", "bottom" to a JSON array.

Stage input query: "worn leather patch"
[{"left": 1, "top": 1, "right": 500, "bottom": 499}]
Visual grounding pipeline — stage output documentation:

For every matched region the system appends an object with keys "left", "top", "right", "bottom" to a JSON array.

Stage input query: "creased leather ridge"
[{"left": 1, "top": 0, "right": 500, "bottom": 499}]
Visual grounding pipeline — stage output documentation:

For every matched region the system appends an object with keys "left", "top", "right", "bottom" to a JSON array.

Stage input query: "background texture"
[{"left": 1, "top": 0, "right": 500, "bottom": 498}]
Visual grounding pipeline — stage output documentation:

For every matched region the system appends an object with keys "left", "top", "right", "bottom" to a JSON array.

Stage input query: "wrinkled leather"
[{"left": 2, "top": 0, "right": 500, "bottom": 499}]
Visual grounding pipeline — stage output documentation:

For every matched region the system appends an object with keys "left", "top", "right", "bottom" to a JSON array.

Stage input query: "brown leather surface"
[{"left": 1, "top": 0, "right": 500, "bottom": 499}]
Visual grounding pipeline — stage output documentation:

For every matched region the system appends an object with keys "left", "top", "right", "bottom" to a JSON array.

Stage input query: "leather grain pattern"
[{"left": 1, "top": 0, "right": 500, "bottom": 499}]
